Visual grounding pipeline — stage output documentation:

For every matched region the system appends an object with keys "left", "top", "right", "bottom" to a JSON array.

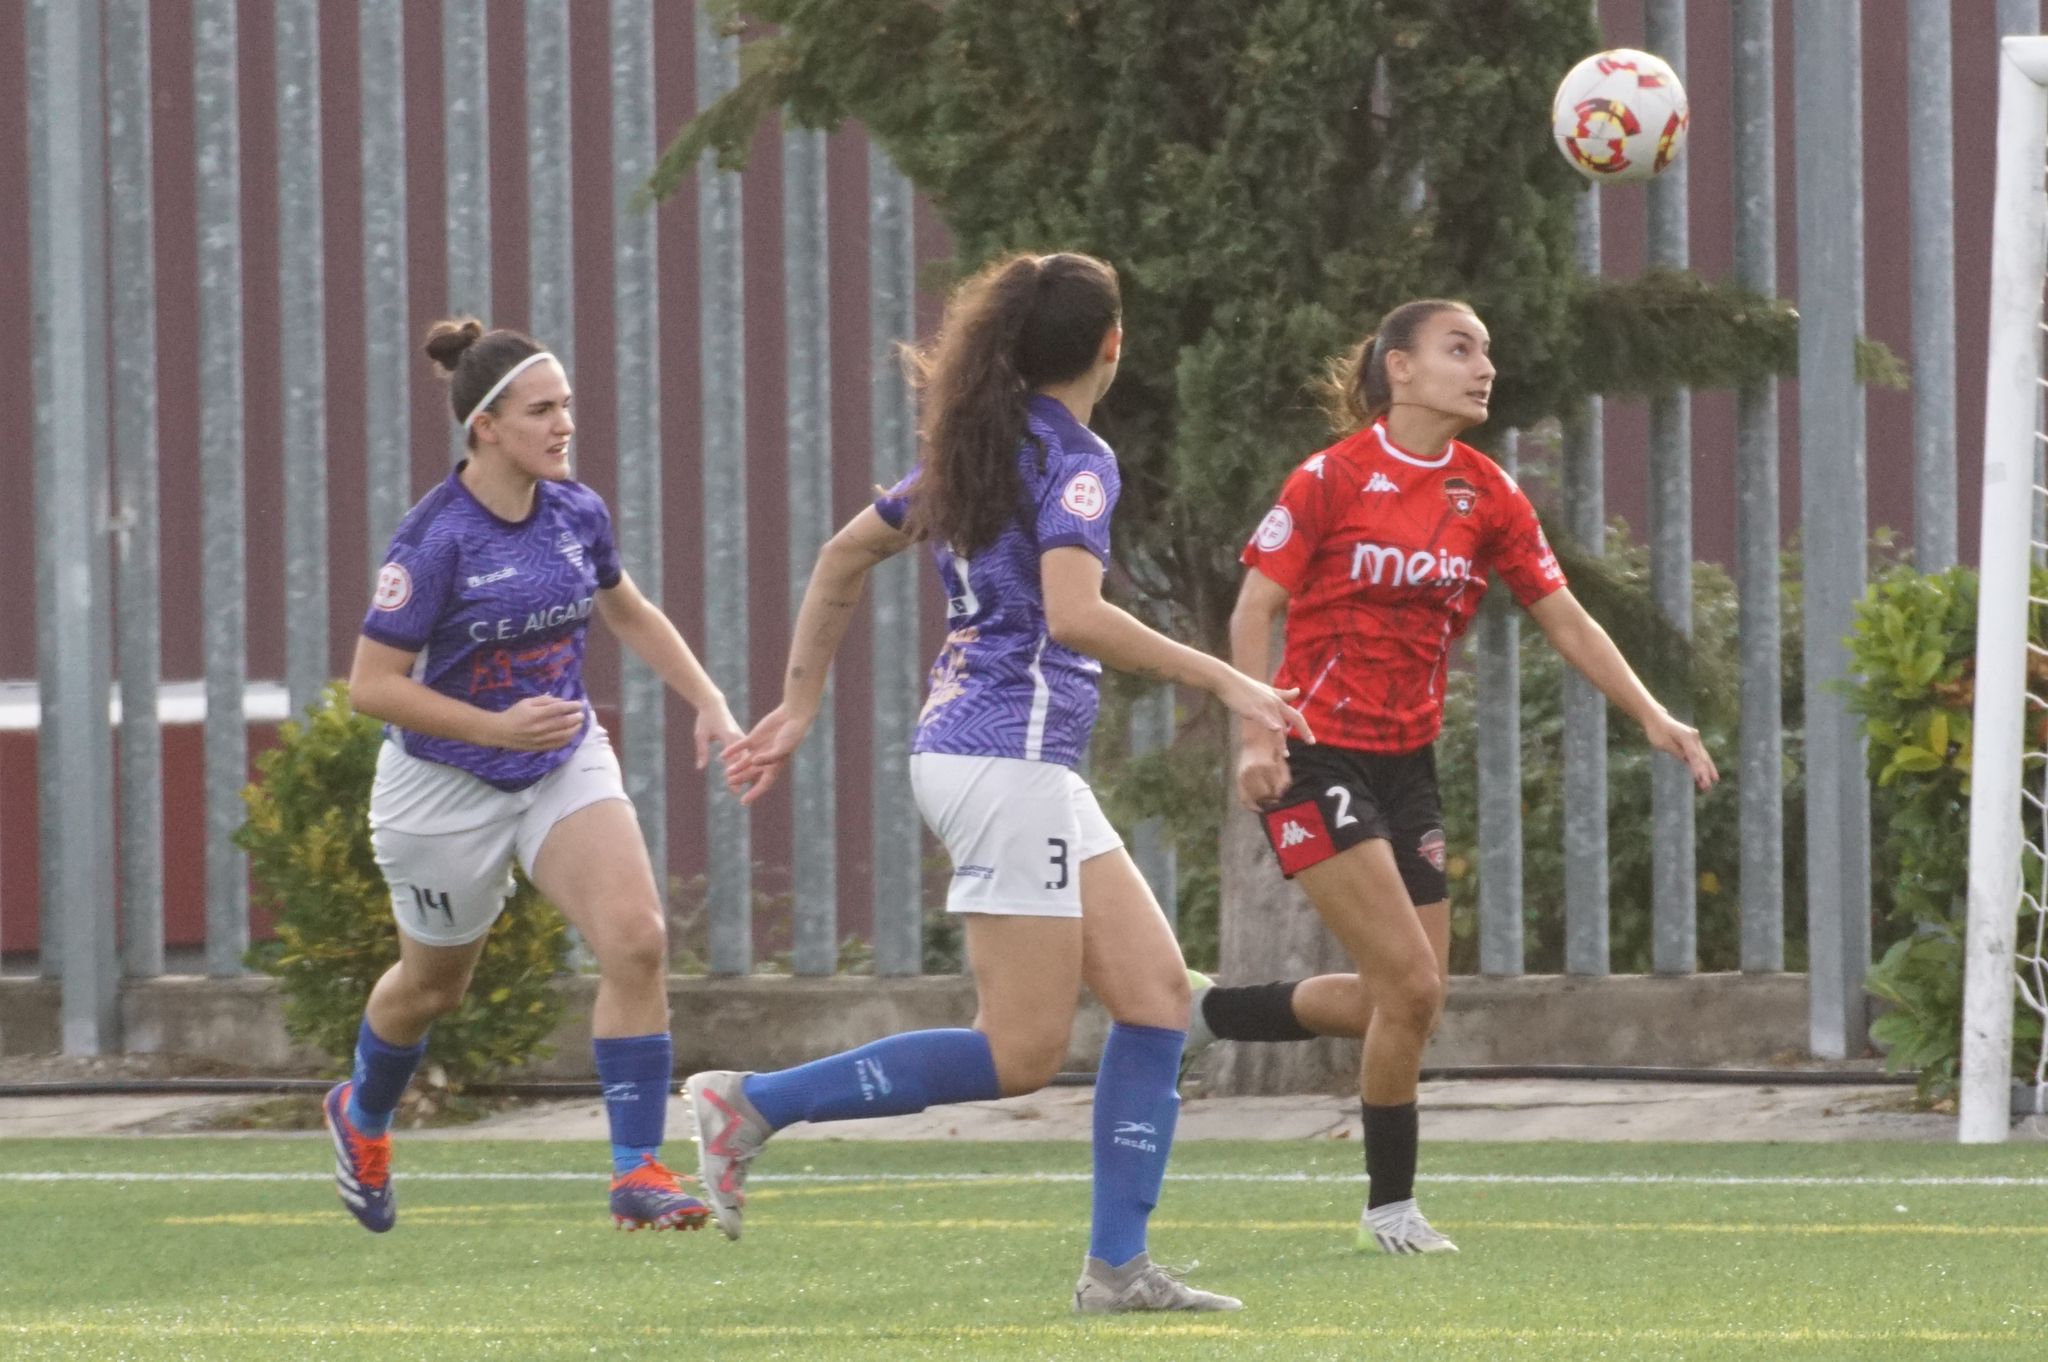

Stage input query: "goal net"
[{"left": 1962, "top": 35, "right": 2048, "bottom": 1143}]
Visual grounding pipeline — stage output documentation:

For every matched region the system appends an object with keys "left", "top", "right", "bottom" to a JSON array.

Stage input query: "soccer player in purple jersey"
[
  {"left": 694, "top": 253, "right": 1310, "bottom": 1313},
  {"left": 322, "top": 317, "right": 740, "bottom": 1234}
]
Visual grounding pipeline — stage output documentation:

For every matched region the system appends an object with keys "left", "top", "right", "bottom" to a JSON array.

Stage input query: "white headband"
[{"left": 462, "top": 351, "right": 556, "bottom": 433}]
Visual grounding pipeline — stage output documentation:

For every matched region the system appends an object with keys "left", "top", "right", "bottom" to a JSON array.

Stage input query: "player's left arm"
[
  {"left": 594, "top": 571, "right": 742, "bottom": 770},
  {"left": 1525, "top": 587, "right": 1719, "bottom": 791}
]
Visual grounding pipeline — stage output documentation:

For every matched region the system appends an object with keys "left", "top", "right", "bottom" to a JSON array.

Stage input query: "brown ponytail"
[
  {"left": 1316, "top": 298, "right": 1474, "bottom": 435},
  {"left": 901, "top": 251, "right": 1121, "bottom": 556}
]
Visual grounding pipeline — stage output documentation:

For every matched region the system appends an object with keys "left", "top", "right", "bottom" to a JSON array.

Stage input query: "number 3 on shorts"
[{"left": 1045, "top": 837, "right": 1070, "bottom": 890}]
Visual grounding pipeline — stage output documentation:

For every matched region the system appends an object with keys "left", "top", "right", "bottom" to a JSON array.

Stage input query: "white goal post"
[{"left": 1961, "top": 35, "right": 2048, "bottom": 1144}]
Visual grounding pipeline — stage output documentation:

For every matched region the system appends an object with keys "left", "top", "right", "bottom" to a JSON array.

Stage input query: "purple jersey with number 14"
[
  {"left": 361, "top": 463, "right": 622, "bottom": 791},
  {"left": 875, "top": 394, "right": 1121, "bottom": 770}
]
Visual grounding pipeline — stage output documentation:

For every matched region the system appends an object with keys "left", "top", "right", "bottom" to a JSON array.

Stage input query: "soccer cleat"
[
  {"left": 683, "top": 1069, "right": 772, "bottom": 1241},
  {"left": 1359, "top": 1198, "right": 1459, "bottom": 1255},
  {"left": 1073, "top": 1252, "right": 1244, "bottom": 1313},
  {"left": 322, "top": 1081, "right": 396, "bottom": 1234},
  {"left": 1180, "top": 969, "right": 1217, "bottom": 1083},
  {"left": 608, "top": 1153, "right": 711, "bottom": 1231}
]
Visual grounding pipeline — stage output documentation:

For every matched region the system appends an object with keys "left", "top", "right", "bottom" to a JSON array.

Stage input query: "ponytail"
[
  {"left": 1316, "top": 299, "right": 1472, "bottom": 436},
  {"left": 903, "top": 252, "right": 1120, "bottom": 555}
]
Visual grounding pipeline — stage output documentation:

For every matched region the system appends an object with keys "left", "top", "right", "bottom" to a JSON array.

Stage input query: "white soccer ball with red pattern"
[{"left": 1551, "top": 48, "right": 1688, "bottom": 183}]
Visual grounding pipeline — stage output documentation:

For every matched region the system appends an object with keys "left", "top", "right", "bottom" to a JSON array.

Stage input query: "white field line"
[{"left": 3, "top": 1169, "right": 2048, "bottom": 1187}]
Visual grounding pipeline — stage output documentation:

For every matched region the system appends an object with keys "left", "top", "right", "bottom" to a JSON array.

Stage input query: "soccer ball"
[{"left": 1551, "top": 48, "right": 1689, "bottom": 182}]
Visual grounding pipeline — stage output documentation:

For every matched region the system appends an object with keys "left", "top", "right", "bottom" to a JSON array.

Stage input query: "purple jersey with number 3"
[
  {"left": 875, "top": 395, "right": 1120, "bottom": 769},
  {"left": 361, "top": 464, "right": 622, "bottom": 791}
]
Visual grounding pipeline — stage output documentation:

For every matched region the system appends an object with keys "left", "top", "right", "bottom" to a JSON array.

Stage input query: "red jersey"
[{"left": 1240, "top": 420, "right": 1566, "bottom": 753}]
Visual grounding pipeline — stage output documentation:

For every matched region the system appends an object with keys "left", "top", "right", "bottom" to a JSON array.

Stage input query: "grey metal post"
[
  {"left": 1129, "top": 685, "right": 1178, "bottom": 928},
  {"left": 611, "top": 0, "right": 667, "bottom": 907},
  {"left": 30, "top": 0, "right": 117, "bottom": 1044},
  {"left": 278, "top": 0, "right": 328, "bottom": 719},
  {"left": 697, "top": 9, "right": 752, "bottom": 974},
  {"left": 1647, "top": 0, "right": 1696, "bottom": 975},
  {"left": 1796, "top": 0, "right": 1871, "bottom": 1056},
  {"left": 785, "top": 125, "right": 839, "bottom": 976},
  {"left": 443, "top": 0, "right": 489, "bottom": 329},
  {"left": 1908, "top": 0, "right": 1958, "bottom": 573},
  {"left": 1733, "top": 0, "right": 1785, "bottom": 972},
  {"left": 108, "top": 0, "right": 164, "bottom": 980},
  {"left": 526, "top": 0, "right": 573, "bottom": 373},
  {"left": 27, "top": 0, "right": 56, "bottom": 980},
  {"left": 1561, "top": 6, "right": 1610, "bottom": 979},
  {"left": 195, "top": 0, "right": 248, "bottom": 978},
  {"left": 1477, "top": 430, "right": 1523, "bottom": 975},
  {"left": 361, "top": 1, "right": 410, "bottom": 566},
  {"left": 869, "top": 152, "right": 924, "bottom": 976}
]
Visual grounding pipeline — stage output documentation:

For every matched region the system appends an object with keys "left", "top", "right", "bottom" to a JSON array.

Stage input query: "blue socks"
[
  {"left": 1088, "top": 1022, "right": 1185, "bottom": 1268},
  {"left": 346, "top": 1018, "right": 427, "bottom": 1137},
  {"left": 741, "top": 1028, "right": 1001, "bottom": 1131},
  {"left": 594, "top": 1033, "right": 673, "bottom": 1175}
]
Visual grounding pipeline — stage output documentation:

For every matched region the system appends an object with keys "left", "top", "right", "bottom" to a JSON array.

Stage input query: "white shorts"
[
  {"left": 909, "top": 752, "right": 1124, "bottom": 918},
  {"left": 368, "top": 723, "right": 628, "bottom": 947}
]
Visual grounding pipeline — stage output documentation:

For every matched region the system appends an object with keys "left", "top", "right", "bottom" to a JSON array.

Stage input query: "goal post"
[{"left": 1961, "top": 35, "right": 2048, "bottom": 1144}]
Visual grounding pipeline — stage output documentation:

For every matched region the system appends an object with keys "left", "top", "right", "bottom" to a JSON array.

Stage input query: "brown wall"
[{"left": 0, "top": 2, "right": 2026, "bottom": 950}]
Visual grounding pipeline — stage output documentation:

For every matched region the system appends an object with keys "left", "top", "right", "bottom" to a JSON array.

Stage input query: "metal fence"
[{"left": 9, "top": 1, "right": 2024, "bottom": 1058}]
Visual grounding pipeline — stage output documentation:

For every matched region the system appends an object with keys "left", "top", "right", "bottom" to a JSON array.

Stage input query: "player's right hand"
[
  {"left": 1222, "top": 675, "right": 1315, "bottom": 745},
  {"left": 492, "top": 696, "right": 586, "bottom": 751},
  {"left": 1235, "top": 736, "right": 1293, "bottom": 812},
  {"left": 723, "top": 702, "right": 817, "bottom": 806}
]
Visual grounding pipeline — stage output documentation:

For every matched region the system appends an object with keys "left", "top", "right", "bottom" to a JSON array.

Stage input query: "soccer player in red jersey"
[{"left": 1192, "top": 298, "right": 1717, "bottom": 1254}]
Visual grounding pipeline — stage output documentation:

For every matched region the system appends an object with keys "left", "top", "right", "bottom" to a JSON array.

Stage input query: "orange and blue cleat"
[
  {"left": 609, "top": 1154, "right": 711, "bottom": 1231},
  {"left": 322, "top": 1081, "right": 396, "bottom": 1233}
]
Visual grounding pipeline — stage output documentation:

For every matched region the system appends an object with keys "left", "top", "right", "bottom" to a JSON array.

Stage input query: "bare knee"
[
  {"left": 595, "top": 909, "right": 669, "bottom": 984},
  {"left": 1103, "top": 962, "right": 1192, "bottom": 1032},
  {"left": 400, "top": 968, "right": 473, "bottom": 1020},
  {"left": 980, "top": 1025, "right": 1069, "bottom": 1096},
  {"left": 1377, "top": 967, "right": 1445, "bottom": 1039}
]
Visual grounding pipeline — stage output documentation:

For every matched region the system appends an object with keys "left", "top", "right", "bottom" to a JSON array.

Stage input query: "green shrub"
[
  {"left": 238, "top": 683, "right": 569, "bottom": 1088},
  {"left": 1849, "top": 564, "right": 2046, "bottom": 1101}
]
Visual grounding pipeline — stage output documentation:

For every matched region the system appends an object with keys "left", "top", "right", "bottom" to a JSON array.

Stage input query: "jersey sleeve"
[
  {"left": 1488, "top": 471, "right": 1568, "bottom": 607},
  {"left": 1239, "top": 457, "right": 1332, "bottom": 593},
  {"left": 582, "top": 488, "right": 623, "bottom": 590},
  {"left": 361, "top": 526, "right": 457, "bottom": 652},
  {"left": 873, "top": 466, "right": 920, "bottom": 532},
  {"left": 1034, "top": 446, "right": 1120, "bottom": 562}
]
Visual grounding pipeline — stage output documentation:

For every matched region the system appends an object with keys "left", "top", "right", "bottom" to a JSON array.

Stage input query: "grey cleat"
[
  {"left": 1359, "top": 1197, "right": 1459, "bottom": 1254},
  {"left": 1073, "top": 1252, "right": 1244, "bottom": 1313},
  {"left": 682, "top": 1069, "right": 773, "bottom": 1241}
]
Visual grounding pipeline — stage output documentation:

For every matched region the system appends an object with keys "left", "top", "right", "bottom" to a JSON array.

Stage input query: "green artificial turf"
[{"left": 3, "top": 1138, "right": 2044, "bottom": 1360}]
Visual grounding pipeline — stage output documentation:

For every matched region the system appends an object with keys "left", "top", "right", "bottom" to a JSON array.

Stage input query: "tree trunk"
[{"left": 1207, "top": 792, "right": 1361, "bottom": 1095}]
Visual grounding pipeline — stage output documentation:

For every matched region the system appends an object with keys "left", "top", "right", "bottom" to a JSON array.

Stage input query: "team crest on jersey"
[
  {"left": 555, "top": 530, "right": 587, "bottom": 568},
  {"left": 1443, "top": 477, "right": 1480, "bottom": 517},
  {"left": 1060, "top": 470, "right": 1108, "bottom": 520},
  {"left": 372, "top": 562, "right": 413, "bottom": 611},
  {"left": 1254, "top": 505, "right": 1293, "bottom": 552}
]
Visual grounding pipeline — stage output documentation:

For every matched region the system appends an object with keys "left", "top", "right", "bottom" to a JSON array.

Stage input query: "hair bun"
[{"left": 422, "top": 317, "right": 486, "bottom": 372}]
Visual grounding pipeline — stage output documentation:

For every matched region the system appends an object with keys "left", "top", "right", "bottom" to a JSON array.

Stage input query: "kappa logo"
[
  {"left": 1254, "top": 505, "right": 1293, "bottom": 552},
  {"left": 1365, "top": 472, "right": 1400, "bottom": 494},
  {"left": 1278, "top": 820, "right": 1317, "bottom": 849},
  {"left": 1303, "top": 453, "right": 1328, "bottom": 479},
  {"left": 1060, "top": 470, "right": 1108, "bottom": 520},
  {"left": 372, "top": 562, "right": 412, "bottom": 612}
]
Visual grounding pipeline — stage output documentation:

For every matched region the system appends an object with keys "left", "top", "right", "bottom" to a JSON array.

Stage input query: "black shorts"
[{"left": 1259, "top": 740, "right": 1448, "bottom": 906}]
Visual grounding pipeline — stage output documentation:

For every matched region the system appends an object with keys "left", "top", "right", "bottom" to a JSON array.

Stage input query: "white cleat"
[
  {"left": 682, "top": 1069, "right": 772, "bottom": 1241},
  {"left": 1073, "top": 1252, "right": 1243, "bottom": 1313},
  {"left": 1359, "top": 1198, "right": 1459, "bottom": 1254}
]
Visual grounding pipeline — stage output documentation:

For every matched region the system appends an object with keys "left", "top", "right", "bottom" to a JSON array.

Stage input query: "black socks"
[
  {"left": 1197, "top": 980, "right": 1316, "bottom": 1042},
  {"left": 1363, "top": 1100, "right": 1419, "bottom": 1208}
]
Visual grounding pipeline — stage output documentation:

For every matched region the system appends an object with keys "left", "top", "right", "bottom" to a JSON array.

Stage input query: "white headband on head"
[{"left": 462, "top": 351, "right": 556, "bottom": 433}]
